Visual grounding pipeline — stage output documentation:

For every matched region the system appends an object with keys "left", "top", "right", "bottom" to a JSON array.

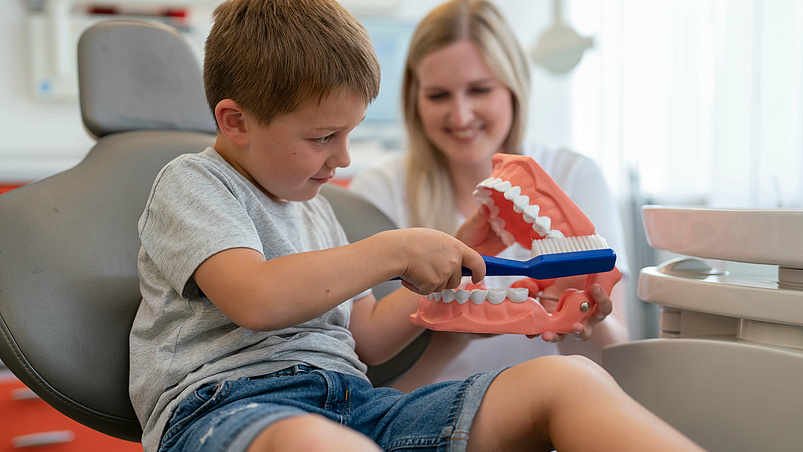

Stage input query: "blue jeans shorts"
[{"left": 158, "top": 365, "right": 507, "bottom": 452}]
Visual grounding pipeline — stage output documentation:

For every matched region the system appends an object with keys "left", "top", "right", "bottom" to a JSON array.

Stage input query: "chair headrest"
[{"left": 77, "top": 20, "right": 217, "bottom": 138}]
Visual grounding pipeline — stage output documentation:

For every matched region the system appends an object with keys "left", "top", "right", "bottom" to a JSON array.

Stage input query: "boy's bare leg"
[
  {"left": 467, "top": 355, "right": 704, "bottom": 452},
  {"left": 247, "top": 414, "right": 380, "bottom": 452}
]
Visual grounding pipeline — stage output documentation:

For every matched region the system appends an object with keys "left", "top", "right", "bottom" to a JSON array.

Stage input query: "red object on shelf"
[
  {"left": 164, "top": 8, "right": 188, "bottom": 19},
  {"left": 88, "top": 6, "right": 119, "bottom": 15},
  {"left": 0, "top": 373, "right": 142, "bottom": 451},
  {"left": 0, "top": 184, "right": 23, "bottom": 196}
]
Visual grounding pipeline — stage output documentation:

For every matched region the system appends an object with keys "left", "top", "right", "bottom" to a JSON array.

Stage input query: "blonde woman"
[{"left": 349, "top": 0, "right": 630, "bottom": 391}]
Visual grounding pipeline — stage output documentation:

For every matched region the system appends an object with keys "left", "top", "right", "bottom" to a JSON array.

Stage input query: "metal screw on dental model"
[{"left": 580, "top": 301, "right": 589, "bottom": 312}]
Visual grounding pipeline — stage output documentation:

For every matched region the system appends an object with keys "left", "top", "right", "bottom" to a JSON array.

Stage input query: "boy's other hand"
[{"left": 391, "top": 228, "right": 486, "bottom": 295}]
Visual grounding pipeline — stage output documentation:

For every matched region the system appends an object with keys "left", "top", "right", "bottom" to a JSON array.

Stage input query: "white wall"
[
  {"left": 0, "top": 2, "right": 93, "bottom": 182},
  {"left": 0, "top": 0, "right": 574, "bottom": 184}
]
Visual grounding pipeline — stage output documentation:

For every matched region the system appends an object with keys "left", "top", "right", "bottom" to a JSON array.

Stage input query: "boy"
[{"left": 130, "top": 0, "right": 703, "bottom": 451}]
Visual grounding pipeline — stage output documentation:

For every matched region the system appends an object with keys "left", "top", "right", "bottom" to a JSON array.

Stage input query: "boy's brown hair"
[{"left": 204, "top": 0, "right": 381, "bottom": 126}]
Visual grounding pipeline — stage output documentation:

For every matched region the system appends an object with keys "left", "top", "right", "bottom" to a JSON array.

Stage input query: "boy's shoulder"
[
  {"left": 162, "top": 147, "right": 223, "bottom": 171},
  {"left": 155, "top": 148, "right": 241, "bottom": 186}
]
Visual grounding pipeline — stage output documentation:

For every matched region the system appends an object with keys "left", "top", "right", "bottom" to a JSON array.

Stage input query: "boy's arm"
[
  {"left": 193, "top": 228, "right": 485, "bottom": 332},
  {"left": 347, "top": 213, "right": 503, "bottom": 367},
  {"left": 348, "top": 288, "right": 425, "bottom": 367}
]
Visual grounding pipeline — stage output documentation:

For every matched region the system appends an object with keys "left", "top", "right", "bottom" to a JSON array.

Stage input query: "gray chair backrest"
[
  {"left": 0, "top": 19, "right": 423, "bottom": 442},
  {"left": 0, "top": 20, "right": 216, "bottom": 441},
  {"left": 78, "top": 20, "right": 216, "bottom": 138}
]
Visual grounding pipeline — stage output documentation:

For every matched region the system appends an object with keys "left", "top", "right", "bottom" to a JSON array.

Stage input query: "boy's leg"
[
  {"left": 247, "top": 414, "right": 380, "bottom": 452},
  {"left": 467, "top": 355, "right": 704, "bottom": 452}
]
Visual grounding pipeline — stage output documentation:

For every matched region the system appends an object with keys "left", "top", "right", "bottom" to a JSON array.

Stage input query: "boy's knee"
[
  {"left": 249, "top": 414, "right": 380, "bottom": 452},
  {"left": 515, "top": 355, "right": 617, "bottom": 388}
]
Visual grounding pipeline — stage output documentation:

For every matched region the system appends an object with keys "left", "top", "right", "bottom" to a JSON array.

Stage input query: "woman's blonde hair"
[
  {"left": 402, "top": 0, "right": 530, "bottom": 232},
  {"left": 204, "top": 0, "right": 381, "bottom": 127}
]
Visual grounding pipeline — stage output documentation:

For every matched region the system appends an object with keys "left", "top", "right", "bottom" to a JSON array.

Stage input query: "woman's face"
[{"left": 415, "top": 40, "right": 514, "bottom": 169}]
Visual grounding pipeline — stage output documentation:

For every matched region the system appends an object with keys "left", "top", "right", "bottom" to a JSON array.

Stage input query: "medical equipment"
[{"left": 603, "top": 206, "right": 803, "bottom": 451}]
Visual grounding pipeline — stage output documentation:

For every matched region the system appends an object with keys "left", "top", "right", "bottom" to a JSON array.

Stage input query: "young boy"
[{"left": 130, "top": 0, "right": 703, "bottom": 451}]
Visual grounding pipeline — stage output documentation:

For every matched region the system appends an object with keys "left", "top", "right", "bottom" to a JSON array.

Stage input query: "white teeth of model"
[
  {"left": 513, "top": 195, "right": 529, "bottom": 213},
  {"left": 494, "top": 180, "right": 512, "bottom": 192},
  {"left": 442, "top": 290, "right": 456, "bottom": 303},
  {"left": 487, "top": 289, "right": 507, "bottom": 304},
  {"left": 470, "top": 289, "right": 488, "bottom": 304},
  {"left": 489, "top": 204, "right": 500, "bottom": 216},
  {"left": 484, "top": 177, "right": 503, "bottom": 189},
  {"left": 533, "top": 216, "right": 551, "bottom": 236},
  {"left": 474, "top": 188, "right": 491, "bottom": 201},
  {"left": 433, "top": 291, "right": 442, "bottom": 301},
  {"left": 503, "top": 186, "right": 521, "bottom": 201},
  {"left": 479, "top": 177, "right": 496, "bottom": 187},
  {"left": 547, "top": 229, "right": 564, "bottom": 239},
  {"left": 490, "top": 216, "right": 506, "bottom": 230},
  {"left": 455, "top": 289, "right": 470, "bottom": 304},
  {"left": 507, "top": 287, "right": 529, "bottom": 302},
  {"left": 522, "top": 204, "right": 540, "bottom": 223}
]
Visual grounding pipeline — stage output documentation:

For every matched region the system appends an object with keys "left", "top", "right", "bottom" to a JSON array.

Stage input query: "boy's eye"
[{"left": 314, "top": 134, "right": 334, "bottom": 144}]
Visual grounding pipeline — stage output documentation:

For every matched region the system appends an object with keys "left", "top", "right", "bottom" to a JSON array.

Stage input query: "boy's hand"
[
  {"left": 393, "top": 228, "right": 486, "bottom": 294},
  {"left": 455, "top": 205, "right": 507, "bottom": 256}
]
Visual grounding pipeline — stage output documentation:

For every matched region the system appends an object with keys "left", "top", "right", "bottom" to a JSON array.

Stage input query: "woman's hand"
[
  {"left": 537, "top": 283, "right": 613, "bottom": 342},
  {"left": 455, "top": 205, "right": 507, "bottom": 256}
]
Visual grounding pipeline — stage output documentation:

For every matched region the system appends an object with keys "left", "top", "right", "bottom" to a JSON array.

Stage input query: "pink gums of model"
[{"left": 410, "top": 153, "right": 622, "bottom": 335}]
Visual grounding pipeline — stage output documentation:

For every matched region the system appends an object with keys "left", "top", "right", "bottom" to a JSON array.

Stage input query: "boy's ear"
[{"left": 215, "top": 99, "right": 249, "bottom": 147}]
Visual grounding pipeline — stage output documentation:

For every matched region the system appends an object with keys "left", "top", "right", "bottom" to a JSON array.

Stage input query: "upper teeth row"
[
  {"left": 427, "top": 287, "right": 530, "bottom": 304},
  {"left": 474, "top": 177, "right": 563, "bottom": 244}
]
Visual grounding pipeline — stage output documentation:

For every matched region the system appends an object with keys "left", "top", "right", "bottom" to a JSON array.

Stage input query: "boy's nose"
[{"left": 329, "top": 140, "right": 351, "bottom": 168}]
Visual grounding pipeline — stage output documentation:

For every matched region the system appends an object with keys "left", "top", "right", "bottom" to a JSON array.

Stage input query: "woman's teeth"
[{"left": 451, "top": 128, "right": 478, "bottom": 139}]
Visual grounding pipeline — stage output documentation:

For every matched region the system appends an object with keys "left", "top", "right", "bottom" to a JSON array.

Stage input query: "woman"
[{"left": 349, "top": 0, "right": 630, "bottom": 391}]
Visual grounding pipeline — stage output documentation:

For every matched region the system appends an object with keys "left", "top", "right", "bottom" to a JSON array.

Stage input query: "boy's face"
[{"left": 232, "top": 90, "right": 366, "bottom": 202}]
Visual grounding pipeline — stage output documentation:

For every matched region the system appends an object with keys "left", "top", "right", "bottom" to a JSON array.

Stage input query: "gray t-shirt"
[{"left": 130, "top": 148, "right": 369, "bottom": 451}]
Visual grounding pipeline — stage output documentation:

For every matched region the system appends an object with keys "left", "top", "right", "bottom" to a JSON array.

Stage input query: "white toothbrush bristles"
[{"left": 531, "top": 234, "right": 609, "bottom": 256}]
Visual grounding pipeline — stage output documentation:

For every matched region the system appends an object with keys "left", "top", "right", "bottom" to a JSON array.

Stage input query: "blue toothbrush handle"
[
  {"left": 461, "top": 250, "right": 617, "bottom": 279},
  {"left": 393, "top": 249, "right": 616, "bottom": 281},
  {"left": 463, "top": 255, "right": 530, "bottom": 276}
]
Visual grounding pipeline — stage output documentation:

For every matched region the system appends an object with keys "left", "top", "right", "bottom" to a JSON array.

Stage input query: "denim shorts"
[{"left": 158, "top": 365, "right": 507, "bottom": 452}]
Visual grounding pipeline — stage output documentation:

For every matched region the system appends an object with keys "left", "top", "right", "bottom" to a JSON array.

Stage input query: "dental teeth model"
[{"left": 410, "top": 153, "right": 622, "bottom": 335}]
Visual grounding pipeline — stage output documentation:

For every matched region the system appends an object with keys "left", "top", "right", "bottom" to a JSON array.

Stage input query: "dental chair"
[
  {"left": 0, "top": 19, "right": 422, "bottom": 443},
  {"left": 602, "top": 206, "right": 803, "bottom": 451}
]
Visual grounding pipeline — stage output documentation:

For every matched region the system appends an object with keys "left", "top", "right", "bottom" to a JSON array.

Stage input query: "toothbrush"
[
  {"left": 467, "top": 234, "right": 617, "bottom": 279},
  {"left": 464, "top": 248, "right": 616, "bottom": 280},
  {"left": 393, "top": 237, "right": 616, "bottom": 281}
]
